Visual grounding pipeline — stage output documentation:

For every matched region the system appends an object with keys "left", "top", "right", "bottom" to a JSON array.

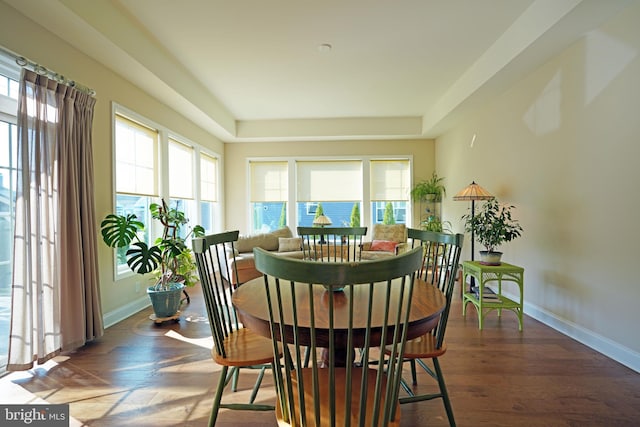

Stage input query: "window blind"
[
  {"left": 168, "top": 138, "right": 194, "bottom": 199},
  {"left": 296, "top": 160, "right": 362, "bottom": 201},
  {"left": 250, "top": 161, "right": 288, "bottom": 202},
  {"left": 200, "top": 153, "right": 218, "bottom": 202},
  {"left": 370, "top": 159, "right": 410, "bottom": 201},
  {"left": 115, "top": 114, "right": 158, "bottom": 196}
]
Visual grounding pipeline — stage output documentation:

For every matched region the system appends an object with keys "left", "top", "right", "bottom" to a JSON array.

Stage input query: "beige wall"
[
  {"left": 224, "top": 139, "right": 434, "bottom": 233},
  {"left": 0, "top": 2, "right": 224, "bottom": 323},
  {"left": 437, "top": 3, "right": 640, "bottom": 370}
]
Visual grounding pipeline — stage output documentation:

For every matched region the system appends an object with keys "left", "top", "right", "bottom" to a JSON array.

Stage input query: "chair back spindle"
[{"left": 297, "top": 226, "right": 367, "bottom": 262}]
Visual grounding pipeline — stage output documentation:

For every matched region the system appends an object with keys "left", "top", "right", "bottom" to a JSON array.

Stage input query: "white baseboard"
[
  {"left": 497, "top": 288, "right": 640, "bottom": 374},
  {"left": 102, "top": 295, "right": 150, "bottom": 329}
]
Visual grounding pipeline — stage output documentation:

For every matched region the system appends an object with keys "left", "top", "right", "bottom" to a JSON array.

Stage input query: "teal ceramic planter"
[{"left": 147, "top": 282, "right": 185, "bottom": 318}]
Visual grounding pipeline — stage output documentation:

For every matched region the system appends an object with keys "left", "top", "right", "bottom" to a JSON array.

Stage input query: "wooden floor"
[{"left": 4, "top": 283, "right": 639, "bottom": 427}]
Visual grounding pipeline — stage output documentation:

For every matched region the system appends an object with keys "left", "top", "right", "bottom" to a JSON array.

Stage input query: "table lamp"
[
  {"left": 313, "top": 214, "right": 332, "bottom": 244},
  {"left": 312, "top": 215, "right": 332, "bottom": 227}
]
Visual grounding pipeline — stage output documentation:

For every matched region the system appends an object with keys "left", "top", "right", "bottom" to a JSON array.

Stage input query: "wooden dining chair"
[
  {"left": 192, "top": 231, "right": 280, "bottom": 427},
  {"left": 253, "top": 246, "right": 424, "bottom": 426},
  {"left": 388, "top": 228, "right": 464, "bottom": 427},
  {"left": 296, "top": 226, "right": 368, "bottom": 367},
  {"left": 297, "top": 226, "right": 367, "bottom": 262}
]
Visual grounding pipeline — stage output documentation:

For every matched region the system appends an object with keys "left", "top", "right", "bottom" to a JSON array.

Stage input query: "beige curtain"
[{"left": 7, "top": 69, "right": 103, "bottom": 371}]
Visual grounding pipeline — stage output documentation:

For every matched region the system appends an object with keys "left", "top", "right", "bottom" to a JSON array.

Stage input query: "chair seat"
[
  {"left": 276, "top": 367, "right": 401, "bottom": 427},
  {"left": 393, "top": 334, "right": 447, "bottom": 359},
  {"left": 213, "top": 327, "right": 279, "bottom": 367}
]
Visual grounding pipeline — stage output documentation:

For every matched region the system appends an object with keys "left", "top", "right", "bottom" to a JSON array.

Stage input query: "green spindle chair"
[
  {"left": 387, "top": 228, "right": 463, "bottom": 427},
  {"left": 297, "top": 226, "right": 367, "bottom": 262},
  {"left": 253, "top": 246, "right": 425, "bottom": 426},
  {"left": 192, "top": 231, "right": 281, "bottom": 427},
  {"left": 297, "top": 226, "right": 368, "bottom": 367}
]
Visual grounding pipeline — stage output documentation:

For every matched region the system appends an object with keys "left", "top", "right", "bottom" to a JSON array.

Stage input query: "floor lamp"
[{"left": 454, "top": 181, "right": 493, "bottom": 289}]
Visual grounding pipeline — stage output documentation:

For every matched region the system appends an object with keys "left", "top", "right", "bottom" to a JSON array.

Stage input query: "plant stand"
[
  {"left": 462, "top": 261, "right": 524, "bottom": 331},
  {"left": 149, "top": 311, "right": 181, "bottom": 325}
]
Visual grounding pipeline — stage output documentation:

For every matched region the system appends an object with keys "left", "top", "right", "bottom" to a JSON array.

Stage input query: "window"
[
  {"left": 248, "top": 157, "right": 412, "bottom": 230},
  {"left": 113, "top": 108, "right": 222, "bottom": 276},
  {"left": 168, "top": 138, "right": 196, "bottom": 238},
  {"left": 249, "top": 161, "right": 288, "bottom": 233},
  {"left": 296, "top": 160, "right": 362, "bottom": 228},
  {"left": 369, "top": 159, "right": 409, "bottom": 224},
  {"left": 114, "top": 114, "right": 159, "bottom": 275},
  {"left": 305, "top": 202, "right": 318, "bottom": 215},
  {"left": 200, "top": 153, "right": 218, "bottom": 233},
  {"left": 0, "top": 71, "right": 19, "bottom": 100}
]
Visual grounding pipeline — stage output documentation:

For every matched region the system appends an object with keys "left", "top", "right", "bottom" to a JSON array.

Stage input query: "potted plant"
[
  {"left": 462, "top": 198, "right": 523, "bottom": 265},
  {"left": 412, "top": 172, "right": 447, "bottom": 231},
  {"left": 421, "top": 215, "right": 452, "bottom": 233},
  {"left": 410, "top": 172, "right": 446, "bottom": 203},
  {"left": 100, "top": 199, "right": 205, "bottom": 319}
]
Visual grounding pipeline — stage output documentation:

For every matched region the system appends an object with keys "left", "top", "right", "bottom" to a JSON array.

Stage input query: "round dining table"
[{"left": 232, "top": 276, "right": 447, "bottom": 349}]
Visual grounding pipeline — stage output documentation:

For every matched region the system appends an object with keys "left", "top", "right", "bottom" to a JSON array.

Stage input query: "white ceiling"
[{"left": 5, "top": 0, "right": 633, "bottom": 142}]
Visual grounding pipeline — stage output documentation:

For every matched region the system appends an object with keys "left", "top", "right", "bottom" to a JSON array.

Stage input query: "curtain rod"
[{"left": 0, "top": 45, "right": 96, "bottom": 97}]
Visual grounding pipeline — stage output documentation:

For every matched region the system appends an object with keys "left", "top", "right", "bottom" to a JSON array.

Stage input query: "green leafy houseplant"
[
  {"left": 100, "top": 199, "right": 205, "bottom": 291},
  {"left": 412, "top": 172, "right": 447, "bottom": 232},
  {"left": 410, "top": 172, "right": 446, "bottom": 202},
  {"left": 422, "top": 215, "right": 452, "bottom": 233},
  {"left": 463, "top": 198, "right": 523, "bottom": 254}
]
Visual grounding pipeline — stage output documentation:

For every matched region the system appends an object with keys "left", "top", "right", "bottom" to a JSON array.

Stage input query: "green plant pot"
[{"left": 147, "top": 282, "right": 185, "bottom": 318}]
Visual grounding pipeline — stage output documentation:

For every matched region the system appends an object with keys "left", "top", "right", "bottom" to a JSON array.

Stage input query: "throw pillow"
[
  {"left": 272, "top": 226, "right": 293, "bottom": 239},
  {"left": 279, "top": 237, "right": 302, "bottom": 252},
  {"left": 369, "top": 239, "right": 398, "bottom": 252},
  {"left": 236, "top": 233, "right": 272, "bottom": 253}
]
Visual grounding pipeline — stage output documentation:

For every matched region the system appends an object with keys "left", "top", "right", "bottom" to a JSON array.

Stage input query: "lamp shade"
[
  {"left": 313, "top": 215, "right": 332, "bottom": 226},
  {"left": 453, "top": 181, "right": 493, "bottom": 201}
]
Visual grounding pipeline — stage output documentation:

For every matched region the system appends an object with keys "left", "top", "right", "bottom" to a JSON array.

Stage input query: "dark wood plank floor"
[{"left": 5, "top": 283, "right": 640, "bottom": 426}]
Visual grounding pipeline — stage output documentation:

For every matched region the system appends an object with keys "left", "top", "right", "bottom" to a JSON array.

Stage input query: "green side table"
[{"left": 462, "top": 261, "right": 525, "bottom": 331}]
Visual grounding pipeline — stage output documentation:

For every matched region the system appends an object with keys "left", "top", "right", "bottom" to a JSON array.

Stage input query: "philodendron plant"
[{"left": 101, "top": 199, "right": 205, "bottom": 291}]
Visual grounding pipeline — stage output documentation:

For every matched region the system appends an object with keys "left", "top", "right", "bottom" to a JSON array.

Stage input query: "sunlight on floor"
[
  {"left": 0, "top": 356, "right": 84, "bottom": 426},
  {"left": 164, "top": 329, "right": 213, "bottom": 349}
]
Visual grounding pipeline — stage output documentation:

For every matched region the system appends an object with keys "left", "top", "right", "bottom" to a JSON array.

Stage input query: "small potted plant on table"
[
  {"left": 462, "top": 198, "right": 523, "bottom": 265},
  {"left": 100, "top": 199, "right": 205, "bottom": 320}
]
